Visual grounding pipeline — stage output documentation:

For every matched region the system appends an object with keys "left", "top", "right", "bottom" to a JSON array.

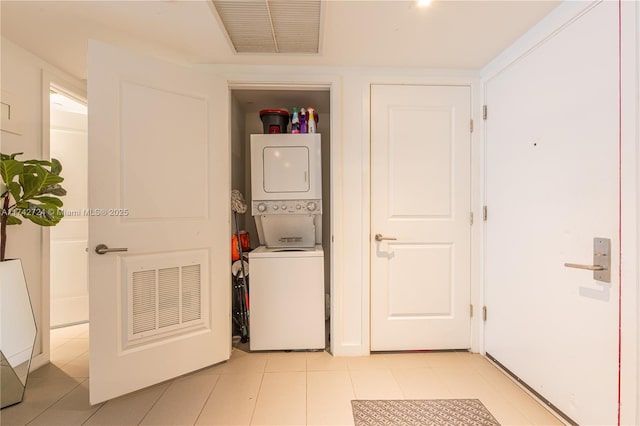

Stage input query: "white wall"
[
  {"left": 205, "top": 66, "right": 484, "bottom": 356},
  {"left": 1, "top": 38, "right": 85, "bottom": 369},
  {"left": 2, "top": 39, "right": 484, "bottom": 362},
  {"left": 2, "top": 39, "right": 50, "bottom": 365},
  {"left": 242, "top": 110, "right": 263, "bottom": 244},
  {"left": 230, "top": 96, "right": 245, "bottom": 202},
  {"left": 230, "top": 95, "right": 246, "bottom": 238}
]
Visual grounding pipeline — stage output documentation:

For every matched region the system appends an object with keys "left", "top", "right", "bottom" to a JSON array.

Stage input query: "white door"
[
  {"left": 88, "top": 41, "right": 230, "bottom": 404},
  {"left": 484, "top": 3, "right": 619, "bottom": 424},
  {"left": 370, "top": 84, "right": 471, "bottom": 351}
]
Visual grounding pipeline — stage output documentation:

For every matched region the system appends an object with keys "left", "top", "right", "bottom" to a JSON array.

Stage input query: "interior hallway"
[{"left": 1, "top": 323, "right": 563, "bottom": 425}]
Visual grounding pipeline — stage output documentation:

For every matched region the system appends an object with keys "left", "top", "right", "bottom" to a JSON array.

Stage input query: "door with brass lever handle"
[
  {"left": 95, "top": 244, "right": 128, "bottom": 255},
  {"left": 375, "top": 234, "right": 397, "bottom": 242},
  {"left": 564, "top": 237, "right": 610, "bottom": 283}
]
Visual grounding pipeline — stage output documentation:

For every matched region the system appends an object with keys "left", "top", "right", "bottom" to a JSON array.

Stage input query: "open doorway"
[
  {"left": 229, "top": 87, "right": 332, "bottom": 350},
  {"left": 48, "top": 90, "right": 88, "bottom": 329}
]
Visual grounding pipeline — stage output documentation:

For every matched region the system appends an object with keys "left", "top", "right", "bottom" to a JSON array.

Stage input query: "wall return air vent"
[{"left": 211, "top": 0, "right": 322, "bottom": 54}]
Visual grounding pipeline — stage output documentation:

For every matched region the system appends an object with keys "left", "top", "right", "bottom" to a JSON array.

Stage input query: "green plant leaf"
[
  {"left": 33, "top": 196, "right": 64, "bottom": 207},
  {"left": 1, "top": 158, "right": 24, "bottom": 187},
  {"left": 51, "top": 158, "right": 62, "bottom": 175},
  {"left": 41, "top": 184, "right": 67, "bottom": 196},
  {"left": 42, "top": 173, "right": 64, "bottom": 187},
  {"left": 19, "top": 201, "right": 63, "bottom": 226},
  {"left": 6, "top": 215, "right": 22, "bottom": 225},
  {"left": 8, "top": 182, "right": 21, "bottom": 200},
  {"left": 24, "top": 159, "right": 52, "bottom": 166},
  {"left": 0, "top": 152, "right": 23, "bottom": 161},
  {"left": 22, "top": 164, "right": 41, "bottom": 175},
  {"left": 19, "top": 173, "right": 41, "bottom": 200}
]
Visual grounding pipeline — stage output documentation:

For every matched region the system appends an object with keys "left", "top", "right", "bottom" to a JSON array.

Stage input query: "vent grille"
[
  {"left": 182, "top": 265, "right": 202, "bottom": 322},
  {"left": 158, "top": 267, "right": 180, "bottom": 328},
  {"left": 128, "top": 257, "right": 205, "bottom": 344},
  {"left": 212, "top": 0, "right": 322, "bottom": 54},
  {"left": 132, "top": 270, "right": 156, "bottom": 334}
]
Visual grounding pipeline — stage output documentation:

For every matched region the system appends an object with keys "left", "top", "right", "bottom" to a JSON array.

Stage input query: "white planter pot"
[{"left": 1, "top": 259, "right": 37, "bottom": 408}]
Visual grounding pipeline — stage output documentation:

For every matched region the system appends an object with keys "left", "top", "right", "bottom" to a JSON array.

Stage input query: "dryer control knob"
[
  {"left": 296, "top": 204, "right": 301, "bottom": 210},
  {"left": 306, "top": 201, "right": 317, "bottom": 212},
  {"left": 273, "top": 205, "right": 279, "bottom": 211},
  {"left": 257, "top": 203, "right": 267, "bottom": 212},
  {"left": 281, "top": 204, "right": 287, "bottom": 210}
]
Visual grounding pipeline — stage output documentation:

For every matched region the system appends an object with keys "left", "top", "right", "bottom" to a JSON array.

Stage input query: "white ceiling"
[{"left": 1, "top": 0, "right": 561, "bottom": 82}]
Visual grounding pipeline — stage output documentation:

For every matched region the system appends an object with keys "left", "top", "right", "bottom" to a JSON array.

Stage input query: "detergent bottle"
[
  {"left": 300, "top": 107, "right": 307, "bottom": 133},
  {"left": 307, "top": 107, "right": 317, "bottom": 133},
  {"left": 291, "top": 107, "right": 300, "bottom": 134}
]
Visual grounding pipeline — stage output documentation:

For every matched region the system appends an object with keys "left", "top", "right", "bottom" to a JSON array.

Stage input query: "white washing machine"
[{"left": 248, "top": 245, "right": 325, "bottom": 351}]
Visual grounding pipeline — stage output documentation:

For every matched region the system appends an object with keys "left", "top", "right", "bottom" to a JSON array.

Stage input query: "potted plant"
[
  {"left": 1, "top": 152, "right": 67, "bottom": 261},
  {"left": 0, "top": 152, "right": 66, "bottom": 408}
]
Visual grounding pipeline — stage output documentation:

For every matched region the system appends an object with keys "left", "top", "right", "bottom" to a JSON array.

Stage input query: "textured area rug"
[{"left": 351, "top": 399, "right": 501, "bottom": 426}]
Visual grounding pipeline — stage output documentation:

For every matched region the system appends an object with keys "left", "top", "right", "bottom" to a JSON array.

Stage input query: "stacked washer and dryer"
[{"left": 248, "top": 133, "right": 325, "bottom": 351}]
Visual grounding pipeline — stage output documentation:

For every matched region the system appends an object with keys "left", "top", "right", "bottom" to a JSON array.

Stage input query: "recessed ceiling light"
[{"left": 418, "top": 0, "right": 433, "bottom": 7}]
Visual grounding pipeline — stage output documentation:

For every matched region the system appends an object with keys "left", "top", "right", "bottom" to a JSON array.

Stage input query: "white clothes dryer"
[
  {"left": 250, "top": 133, "right": 322, "bottom": 202},
  {"left": 250, "top": 134, "right": 323, "bottom": 249}
]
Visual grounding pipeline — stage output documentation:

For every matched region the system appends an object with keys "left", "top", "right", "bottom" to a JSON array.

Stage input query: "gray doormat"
[{"left": 351, "top": 399, "right": 501, "bottom": 426}]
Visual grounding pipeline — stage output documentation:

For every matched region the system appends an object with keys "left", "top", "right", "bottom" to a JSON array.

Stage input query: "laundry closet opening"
[{"left": 229, "top": 87, "right": 332, "bottom": 351}]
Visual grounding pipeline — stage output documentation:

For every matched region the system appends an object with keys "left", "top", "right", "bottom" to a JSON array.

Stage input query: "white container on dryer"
[
  {"left": 251, "top": 133, "right": 322, "bottom": 201},
  {"left": 248, "top": 245, "right": 325, "bottom": 351}
]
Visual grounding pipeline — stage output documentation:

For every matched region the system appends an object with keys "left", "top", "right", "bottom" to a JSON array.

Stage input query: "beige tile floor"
[{"left": 1, "top": 323, "right": 564, "bottom": 426}]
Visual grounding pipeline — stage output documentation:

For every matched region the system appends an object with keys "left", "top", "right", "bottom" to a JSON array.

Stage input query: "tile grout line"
[
  {"left": 192, "top": 374, "right": 221, "bottom": 426},
  {"left": 346, "top": 359, "right": 358, "bottom": 402},
  {"left": 49, "top": 339, "right": 90, "bottom": 368},
  {"left": 247, "top": 367, "right": 266, "bottom": 425},
  {"left": 135, "top": 378, "right": 173, "bottom": 426},
  {"left": 21, "top": 328, "right": 84, "bottom": 425},
  {"left": 81, "top": 397, "right": 104, "bottom": 426},
  {"left": 388, "top": 368, "right": 408, "bottom": 400},
  {"left": 24, "top": 379, "right": 86, "bottom": 426},
  {"left": 305, "top": 357, "right": 309, "bottom": 426}
]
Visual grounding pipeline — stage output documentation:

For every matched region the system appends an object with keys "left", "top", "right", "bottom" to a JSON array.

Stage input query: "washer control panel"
[{"left": 252, "top": 199, "right": 322, "bottom": 215}]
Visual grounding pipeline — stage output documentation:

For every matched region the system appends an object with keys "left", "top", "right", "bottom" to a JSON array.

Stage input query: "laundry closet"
[{"left": 229, "top": 88, "right": 331, "bottom": 350}]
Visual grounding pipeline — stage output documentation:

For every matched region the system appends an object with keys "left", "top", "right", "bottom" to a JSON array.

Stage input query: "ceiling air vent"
[{"left": 211, "top": 0, "right": 322, "bottom": 54}]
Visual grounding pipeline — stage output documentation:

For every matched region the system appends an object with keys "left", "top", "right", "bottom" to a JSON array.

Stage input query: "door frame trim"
[
  {"left": 225, "top": 74, "right": 339, "bottom": 355},
  {"left": 36, "top": 70, "right": 87, "bottom": 371}
]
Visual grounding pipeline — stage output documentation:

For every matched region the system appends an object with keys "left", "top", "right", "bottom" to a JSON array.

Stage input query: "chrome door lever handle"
[
  {"left": 564, "top": 237, "right": 611, "bottom": 283},
  {"left": 375, "top": 234, "right": 397, "bottom": 242},
  {"left": 95, "top": 244, "right": 128, "bottom": 255},
  {"left": 564, "top": 263, "right": 606, "bottom": 271}
]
